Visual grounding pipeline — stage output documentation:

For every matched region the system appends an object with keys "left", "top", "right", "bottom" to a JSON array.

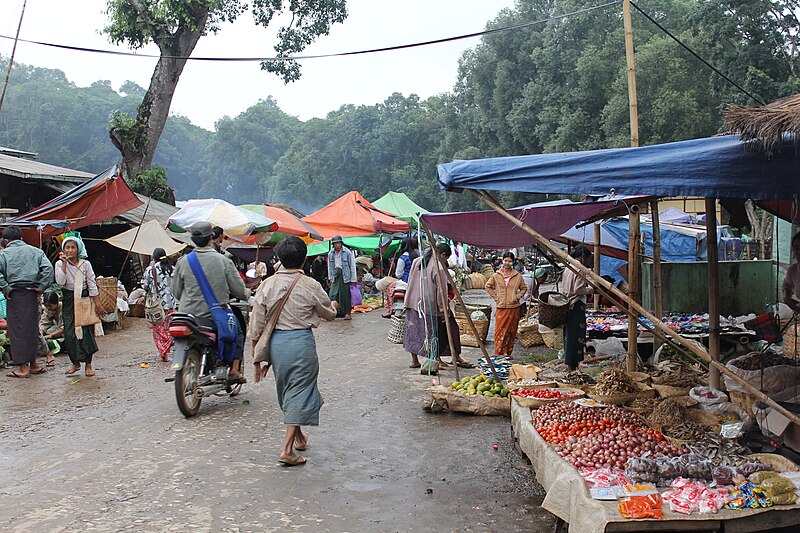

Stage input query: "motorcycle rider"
[{"left": 171, "top": 222, "right": 251, "bottom": 383}]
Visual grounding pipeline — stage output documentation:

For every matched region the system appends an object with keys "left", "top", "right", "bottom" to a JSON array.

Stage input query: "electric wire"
[
  {"left": 629, "top": 1, "right": 766, "bottom": 105},
  {"left": 0, "top": 2, "right": 620, "bottom": 63}
]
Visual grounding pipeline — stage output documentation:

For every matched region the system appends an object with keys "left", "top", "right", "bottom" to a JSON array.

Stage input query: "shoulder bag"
[
  {"left": 74, "top": 260, "right": 101, "bottom": 327},
  {"left": 145, "top": 265, "right": 166, "bottom": 324},
  {"left": 253, "top": 274, "right": 303, "bottom": 364},
  {"left": 186, "top": 252, "right": 239, "bottom": 363}
]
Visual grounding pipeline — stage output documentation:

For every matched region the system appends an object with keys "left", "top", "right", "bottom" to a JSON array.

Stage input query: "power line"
[
  {"left": 0, "top": 2, "right": 620, "bottom": 63},
  {"left": 629, "top": 1, "right": 765, "bottom": 105}
]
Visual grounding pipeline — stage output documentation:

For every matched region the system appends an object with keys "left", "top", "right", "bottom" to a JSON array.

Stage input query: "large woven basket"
[
  {"left": 97, "top": 277, "right": 118, "bottom": 313},
  {"left": 730, "top": 390, "right": 758, "bottom": 416},
  {"left": 782, "top": 318, "right": 800, "bottom": 357},
  {"left": 456, "top": 317, "right": 489, "bottom": 347},
  {"left": 587, "top": 382, "right": 656, "bottom": 405},
  {"left": 748, "top": 453, "right": 799, "bottom": 472},
  {"left": 538, "top": 291, "right": 569, "bottom": 328},
  {"left": 479, "top": 264, "right": 495, "bottom": 279},
  {"left": 464, "top": 272, "right": 487, "bottom": 290},
  {"left": 453, "top": 301, "right": 492, "bottom": 321},
  {"left": 512, "top": 387, "right": 585, "bottom": 409},
  {"left": 387, "top": 315, "right": 405, "bottom": 344},
  {"left": 542, "top": 327, "right": 564, "bottom": 350},
  {"left": 518, "top": 320, "right": 545, "bottom": 347},
  {"left": 653, "top": 383, "right": 691, "bottom": 399}
]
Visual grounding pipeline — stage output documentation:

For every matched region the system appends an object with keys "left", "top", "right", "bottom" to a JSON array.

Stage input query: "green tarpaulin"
[
  {"left": 306, "top": 236, "right": 401, "bottom": 257},
  {"left": 372, "top": 192, "right": 427, "bottom": 225}
]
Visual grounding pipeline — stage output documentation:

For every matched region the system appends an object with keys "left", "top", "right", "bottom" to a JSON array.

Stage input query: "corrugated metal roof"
[{"left": 0, "top": 153, "right": 94, "bottom": 182}]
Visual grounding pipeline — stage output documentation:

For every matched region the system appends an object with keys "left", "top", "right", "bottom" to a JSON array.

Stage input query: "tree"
[{"left": 104, "top": 0, "right": 347, "bottom": 182}]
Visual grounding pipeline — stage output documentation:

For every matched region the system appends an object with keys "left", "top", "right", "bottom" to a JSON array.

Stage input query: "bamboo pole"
[
  {"left": 622, "top": 0, "right": 639, "bottom": 148},
  {"left": 593, "top": 223, "right": 601, "bottom": 311},
  {"left": 650, "top": 200, "right": 663, "bottom": 350},
  {"left": 471, "top": 189, "right": 800, "bottom": 427},
  {"left": 427, "top": 238, "right": 460, "bottom": 382},
  {"left": 627, "top": 205, "right": 641, "bottom": 372},
  {"left": 420, "top": 224, "right": 501, "bottom": 382},
  {"left": 706, "top": 198, "right": 721, "bottom": 389}
]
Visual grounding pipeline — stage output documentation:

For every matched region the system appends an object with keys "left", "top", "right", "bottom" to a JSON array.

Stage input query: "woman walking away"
[
  {"left": 142, "top": 247, "right": 177, "bottom": 361},
  {"left": 562, "top": 245, "right": 594, "bottom": 371},
  {"left": 485, "top": 252, "right": 527, "bottom": 358},
  {"left": 55, "top": 235, "right": 106, "bottom": 377},
  {"left": 250, "top": 236, "right": 339, "bottom": 467},
  {"left": 381, "top": 237, "right": 419, "bottom": 318}
]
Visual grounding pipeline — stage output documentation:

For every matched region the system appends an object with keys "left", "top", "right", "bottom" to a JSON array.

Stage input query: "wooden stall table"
[{"left": 510, "top": 400, "right": 800, "bottom": 533}]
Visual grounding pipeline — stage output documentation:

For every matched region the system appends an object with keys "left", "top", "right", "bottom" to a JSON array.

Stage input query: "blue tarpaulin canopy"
[{"left": 437, "top": 134, "right": 800, "bottom": 200}]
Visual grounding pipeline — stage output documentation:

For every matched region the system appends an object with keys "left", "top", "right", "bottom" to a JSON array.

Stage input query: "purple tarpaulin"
[{"left": 420, "top": 197, "right": 647, "bottom": 249}]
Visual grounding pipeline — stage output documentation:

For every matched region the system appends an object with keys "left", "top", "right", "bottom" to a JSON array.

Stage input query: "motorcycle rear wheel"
[{"left": 175, "top": 349, "right": 202, "bottom": 417}]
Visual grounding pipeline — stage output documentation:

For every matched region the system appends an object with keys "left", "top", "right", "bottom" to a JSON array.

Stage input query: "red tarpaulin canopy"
[
  {"left": 303, "top": 191, "right": 410, "bottom": 238},
  {"left": 8, "top": 166, "right": 142, "bottom": 241}
]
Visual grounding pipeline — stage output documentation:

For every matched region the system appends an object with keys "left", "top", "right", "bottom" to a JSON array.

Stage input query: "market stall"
[{"left": 510, "top": 399, "right": 800, "bottom": 533}]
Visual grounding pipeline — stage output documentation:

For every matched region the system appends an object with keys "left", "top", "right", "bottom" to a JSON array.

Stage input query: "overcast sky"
[{"left": 1, "top": 0, "right": 517, "bottom": 131}]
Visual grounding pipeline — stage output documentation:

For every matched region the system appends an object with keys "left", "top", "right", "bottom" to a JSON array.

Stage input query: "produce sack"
[
  {"left": 689, "top": 386, "right": 727, "bottom": 406},
  {"left": 427, "top": 385, "right": 510, "bottom": 416},
  {"left": 724, "top": 352, "right": 800, "bottom": 395}
]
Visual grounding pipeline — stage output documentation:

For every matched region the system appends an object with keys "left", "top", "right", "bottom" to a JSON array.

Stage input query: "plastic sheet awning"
[
  {"left": 437, "top": 134, "right": 800, "bottom": 200},
  {"left": 105, "top": 219, "right": 186, "bottom": 256},
  {"left": 8, "top": 166, "right": 142, "bottom": 240},
  {"left": 419, "top": 198, "right": 647, "bottom": 249}
]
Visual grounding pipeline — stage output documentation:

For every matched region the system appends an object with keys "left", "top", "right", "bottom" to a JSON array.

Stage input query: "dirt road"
[{"left": 0, "top": 311, "right": 555, "bottom": 532}]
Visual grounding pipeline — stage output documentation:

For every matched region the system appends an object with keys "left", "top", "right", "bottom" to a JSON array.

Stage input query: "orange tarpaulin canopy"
[{"left": 302, "top": 191, "right": 410, "bottom": 238}]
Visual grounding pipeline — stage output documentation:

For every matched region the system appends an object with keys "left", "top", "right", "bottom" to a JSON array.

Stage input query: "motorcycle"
[{"left": 165, "top": 306, "right": 247, "bottom": 417}]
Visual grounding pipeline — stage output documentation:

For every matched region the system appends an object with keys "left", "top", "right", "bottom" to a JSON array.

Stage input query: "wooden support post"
[
  {"left": 593, "top": 223, "right": 601, "bottom": 311},
  {"left": 421, "top": 224, "right": 501, "bottom": 382},
  {"left": 622, "top": 0, "right": 639, "bottom": 148},
  {"left": 470, "top": 189, "right": 800, "bottom": 427},
  {"left": 627, "top": 205, "right": 641, "bottom": 372},
  {"left": 706, "top": 198, "right": 721, "bottom": 389},
  {"left": 650, "top": 200, "right": 663, "bottom": 350}
]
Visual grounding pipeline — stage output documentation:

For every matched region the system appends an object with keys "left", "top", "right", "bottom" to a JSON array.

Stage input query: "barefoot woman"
[{"left": 250, "top": 236, "right": 338, "bottom": 466}]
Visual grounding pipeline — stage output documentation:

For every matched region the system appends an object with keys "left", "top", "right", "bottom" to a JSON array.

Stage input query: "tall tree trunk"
[{"left": 109, "top": 19, "right": 206, "bottom": 180}]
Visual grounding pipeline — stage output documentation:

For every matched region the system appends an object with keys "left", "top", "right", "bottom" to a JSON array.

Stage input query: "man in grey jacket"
[
  {"left": 0, "top": 226, "right": 54, "bottom": 378},
  {"left": 327, "top": 236, "right": 356, "bottom": 320},
  {"left": 172, "top": 222, "right": 251, "bottom": 382}
]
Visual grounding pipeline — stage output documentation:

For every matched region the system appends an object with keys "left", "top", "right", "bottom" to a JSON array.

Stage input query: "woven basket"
[
  {"left": 587, "top": 382, "right": 656, "bottom": 405},
  {"left": 453, "top": 301, "right": 492, "bottom": 321},
  {"left": 556, "top": 381, "right": 594, "bottom": 393},
  {"left": 686, "top": 408, "right": 721, "bottom": 433},
  {"left": 479, "top": 264, "right": 495, "bottom": 279},
  {"left": 518, "top": 320, "right": 545, "bottom": 347},
  {"left": 465, "top": 272, "right": 487, "bottom": 290},
  {"left": 506, "top": 380, "right": 557, "bottom": 391},
  {"left": 538, "top": 291, "right": 569, "bottom": 328},
  {"left": 730, "top": 390, "right": 758, "bottom": 416},
  {"left": 97, "top": 277, "right": 118, "bottom": 313},
  {"left": 455, "top": 316, "right": 489, "bottom": 339},
  {"left": 543, "top": 327, "right": 564, "bottom": 350},
  {"left": 387, "top": 315, "right": 405, "bottom": 344},
  {"left": 653, "top": 384, "right": 691, "bottom": 399},
  {"left": 748, "top": 453, "right": 799, "bottom": 472},
  {"left": 628, "top": 372, "right": 652, "bottom": 383},
  {"left": 511, "top": 387, "right": 584, "bottom": 408},
  {"left": 782, "top": 318, "right": 800, "bottom": 357}
]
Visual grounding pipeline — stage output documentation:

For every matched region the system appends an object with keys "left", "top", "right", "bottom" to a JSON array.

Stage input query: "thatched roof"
[{"left": 724, "top": 93, "right": 800, "bottom": 150}]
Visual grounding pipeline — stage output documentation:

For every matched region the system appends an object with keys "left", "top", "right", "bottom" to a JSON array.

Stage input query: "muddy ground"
[{"left": 0, "top": 297, "right": 558, "bottom": 532}]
